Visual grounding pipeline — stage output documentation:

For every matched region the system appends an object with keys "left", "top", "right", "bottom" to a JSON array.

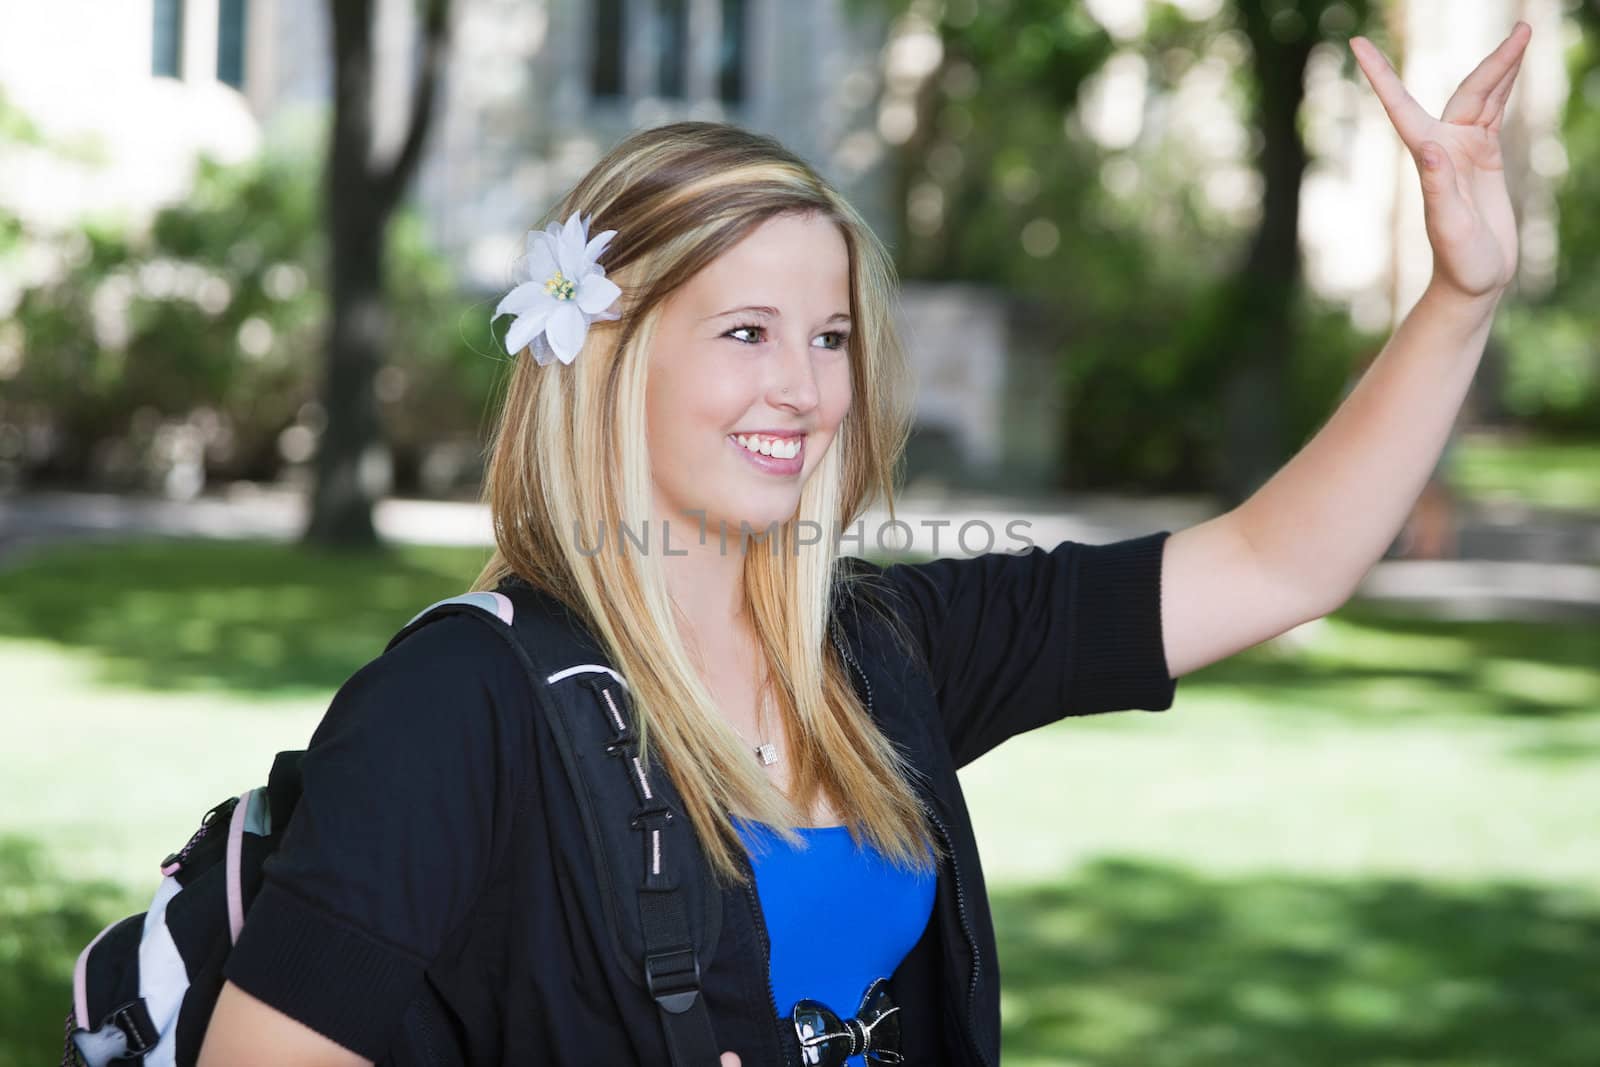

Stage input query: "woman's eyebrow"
[
  {"left": 703, "top": 305, "right": 852, "bottom": 324},
  {"left": 705, "top": 304, "right": 778, "bottom": 321}
]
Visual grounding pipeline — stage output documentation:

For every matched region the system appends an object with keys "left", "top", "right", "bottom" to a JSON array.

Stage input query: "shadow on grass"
[
  {"left": 0, "top": 538, "right": 490, "bottom": 697},
  {"left": 0, "top": 539, "right": 1594, "bottom": 720},
  {"left": 0, "top": 835, "right": 139, "bottom": 1067},
  {"left": 993, "top": 858, "right": 1600, "bottom": 1066},
  {"left": 7, "top": 835, "right": 1598, "bottom": 1067},
  {"left": 1184, "top": 601, "right": 1600, "bottom": 722}
]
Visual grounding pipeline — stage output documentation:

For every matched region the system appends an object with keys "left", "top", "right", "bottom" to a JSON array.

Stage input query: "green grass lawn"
[
  {"left": 3, "top": 539, "right": 1597, "bottom": 1066},
  {"left": 1452, "top": 432, "right": 1600, "bottom": 512}
]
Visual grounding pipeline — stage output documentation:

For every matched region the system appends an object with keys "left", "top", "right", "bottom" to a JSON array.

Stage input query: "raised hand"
[{"left": 1350, "top": 22, "right": 1532, "bottom": 300}]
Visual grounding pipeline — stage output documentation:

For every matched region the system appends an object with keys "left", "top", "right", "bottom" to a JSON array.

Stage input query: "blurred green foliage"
[
  {"left": 3, "top": 133, "right": 503, "bottom": 494},
  {"left": 870, "top": 0, "right": 1394, "bottom": 490},
  {"left": 872, "top": 0, "right": 1600, "bottom": 488},
  {"left": 4, "top": 5, "right": 1598, "bottom": 498},
  {"left": 1493, "top": 303, "right": 1600, "bottom": 433},
  {"left": 1552, "top": 2, "right": 1600, "bottom": 311},
  {"left": 0, "top": 88, "right": 35, "bottom": 267},
  {"left": 1486, "top": 3, "right": 1600, "bottom": 436}
]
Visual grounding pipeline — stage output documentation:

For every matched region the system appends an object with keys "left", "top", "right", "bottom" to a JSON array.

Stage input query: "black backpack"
[{"left": 63, "top": 584, "right": 725, "bottom": 1067}]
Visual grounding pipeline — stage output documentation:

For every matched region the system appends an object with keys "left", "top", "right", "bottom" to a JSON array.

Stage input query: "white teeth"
[{"left": 735, "top": 434, "right": 801, "bottom": 460}]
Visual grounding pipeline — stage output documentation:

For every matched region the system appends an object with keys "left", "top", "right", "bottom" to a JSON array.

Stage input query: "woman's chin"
[{"left": 695, "top": 498, "right": 803, "bottom": 541}]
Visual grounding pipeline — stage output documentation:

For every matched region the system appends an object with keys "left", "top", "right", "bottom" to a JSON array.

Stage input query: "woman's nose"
[{"left": 770, "top": 336, "right": 821, "bottom": 411}]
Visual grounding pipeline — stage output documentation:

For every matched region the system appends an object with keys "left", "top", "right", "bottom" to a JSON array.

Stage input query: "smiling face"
[{"left": 645, "top": 211, "right": 854, "bottom": 541}]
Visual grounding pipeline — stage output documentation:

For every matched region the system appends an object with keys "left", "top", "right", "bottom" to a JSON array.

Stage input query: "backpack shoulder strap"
[{"left": 395, "top": 584, "right": 724, "bottom": 1067}]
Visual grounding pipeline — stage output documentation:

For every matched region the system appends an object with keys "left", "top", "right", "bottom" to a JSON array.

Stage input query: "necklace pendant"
[{"left": 755, "top": 742, "right": 778, "bottom": 766}]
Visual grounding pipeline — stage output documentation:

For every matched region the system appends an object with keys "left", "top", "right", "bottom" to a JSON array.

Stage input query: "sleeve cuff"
[
  {"left": 1069, "top": 530, "right": 1178, "bottom": 715},
  {"left": 223, "top": 878, "right": 429, "bottom": 1060}
]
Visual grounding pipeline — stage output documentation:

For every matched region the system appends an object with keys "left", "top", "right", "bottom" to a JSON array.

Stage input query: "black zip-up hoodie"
[{"left": 224, "top": 530, "right": 1177, "bottom": 1065}]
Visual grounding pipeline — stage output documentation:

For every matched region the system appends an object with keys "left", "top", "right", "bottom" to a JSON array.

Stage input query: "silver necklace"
[{"left": 752, "top": 655, "right": 779, "bottom": 767}]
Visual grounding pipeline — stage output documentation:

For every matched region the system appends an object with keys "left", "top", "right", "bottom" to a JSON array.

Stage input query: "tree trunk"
[
  {"left": 304, "top": 0, "right": 451, "bottom": 548},
  {"left": 1214, "top": 4, "right": 1315, "bottom": 509}
]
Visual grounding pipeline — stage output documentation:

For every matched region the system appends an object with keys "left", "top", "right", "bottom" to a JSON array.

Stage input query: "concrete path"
[{"left": 2, "top": 486, "right": 1597, "bottom": 620}]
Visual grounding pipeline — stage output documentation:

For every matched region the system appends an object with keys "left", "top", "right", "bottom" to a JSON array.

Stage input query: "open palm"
[{"left": 1351, "top": 22, "right": 1531, "bottom": 299}]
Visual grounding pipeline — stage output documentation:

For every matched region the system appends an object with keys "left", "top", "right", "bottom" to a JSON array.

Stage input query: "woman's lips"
[{"left": 728, "top": 434, "right": 803, "bottom": 476}]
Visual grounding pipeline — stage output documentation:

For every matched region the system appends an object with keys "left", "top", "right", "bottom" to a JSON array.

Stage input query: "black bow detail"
[{"left": 791, "top": 977, "right": 903, "bottom": 1065}]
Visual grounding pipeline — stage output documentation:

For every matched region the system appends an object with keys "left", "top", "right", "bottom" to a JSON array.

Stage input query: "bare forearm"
[{"left": 1234, "top": 279, "right": 1499, "bottom": 611}]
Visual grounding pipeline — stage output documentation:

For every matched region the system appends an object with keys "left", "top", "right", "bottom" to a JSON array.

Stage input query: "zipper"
[
  {"left": 159, "top": 795, "right": 239, "bottom": 876},
  {"left": 925, "top": 806, "right": 991, "bottom": 1067},
  {"left": 829, "top": 620, "right": 994, "bottom": 1067},
  {"left": 736, "top": 843, "right": 787, "bottom": 1064}
]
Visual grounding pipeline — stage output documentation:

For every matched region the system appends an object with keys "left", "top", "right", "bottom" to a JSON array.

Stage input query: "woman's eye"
[
  {"left": 723, "top": 325, "right": 849, "bottom": 350},
  {"left": 725, "top": 324, "right": 765, "bottom": 344}
]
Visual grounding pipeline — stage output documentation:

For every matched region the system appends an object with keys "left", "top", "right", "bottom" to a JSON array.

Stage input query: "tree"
[
  {"left": 306, "top": 0, "right": 453, "bottom": 547},
  {"left": 865, "top": 0, "right": 1392, "bottom": 499},
  {"left": 1206, "top": 0, "right": 1374, "bottom": 508},
  {"left": 1488, "top": 0, "right": 1600, "bottom": 436}
]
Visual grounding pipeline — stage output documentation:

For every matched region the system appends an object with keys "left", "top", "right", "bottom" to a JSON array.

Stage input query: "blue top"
[{"left": 733, "top": 816, "right": 938, "bottom": 1066}]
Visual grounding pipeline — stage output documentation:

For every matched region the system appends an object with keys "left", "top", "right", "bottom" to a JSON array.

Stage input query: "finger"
[
  {"left": 1416, "top": 141, "right": 1474, "bottom": 245},
  {"left": 1482, "top": 46, "right": 1528, "bottom": 133},
  {"left": 1350, "top": 36, "right": 1433, "bottom": 146},
  {"left": 720, "top": 1054, "right": 741, "bottom": 1067},
  {"left": 1442, "top": 21, "right": 1532, "bottom": 125}
]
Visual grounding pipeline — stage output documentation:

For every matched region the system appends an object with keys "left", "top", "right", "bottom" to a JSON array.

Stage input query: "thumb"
[
  {"left": 1416, "top": 141, "right": 1456, "bottom": 194},
  {"left": 1416, "top": 141, "right": 1471, "bottom": 238},
  {"left": 720, "top": 1054, "right": 741, "bottom": 1067}
]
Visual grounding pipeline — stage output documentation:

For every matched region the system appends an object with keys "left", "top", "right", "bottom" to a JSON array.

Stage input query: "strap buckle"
[
  {"left": 644, "top": 947, "right": 702, "bottom": 1014},
  {"left": 68, "top": 997, "right": 157, "bottom": 1067},
  {"left": 630, "top": 800, "right": 674, "bottom": 830}
]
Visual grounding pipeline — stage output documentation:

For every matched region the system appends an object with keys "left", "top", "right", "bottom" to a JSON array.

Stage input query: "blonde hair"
[{"left": 471, "top": 121, "right": 938, "bottom": 883}]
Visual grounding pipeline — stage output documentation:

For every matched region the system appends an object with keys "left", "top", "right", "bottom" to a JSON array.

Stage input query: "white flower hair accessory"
[{"left": 493, "top": 211, "right": 622, "bottom": 366}]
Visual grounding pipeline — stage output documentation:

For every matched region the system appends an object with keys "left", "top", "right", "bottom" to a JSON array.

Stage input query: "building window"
[
  {"left": 591, "top": 0, "right": 625, "bottom": 99},
  {"left": 717, "top": 0, "right": 745, "bottom": 104},
  {"left": 152, "top": 0, "right": 184, "bottom": 79},
  {"left": 217, "top": 0, "right": 248, "bottom": 89},
  {"left": 589, "top": 0, "right": 748, "bottom": 108},
  {"left": 654, "top": 0, "right": 688, "bottom": 99}
]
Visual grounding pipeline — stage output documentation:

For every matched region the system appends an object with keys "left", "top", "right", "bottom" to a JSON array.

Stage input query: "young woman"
[{"left": 197, "top": 23, "right": 1530, "bottom": 1067}]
